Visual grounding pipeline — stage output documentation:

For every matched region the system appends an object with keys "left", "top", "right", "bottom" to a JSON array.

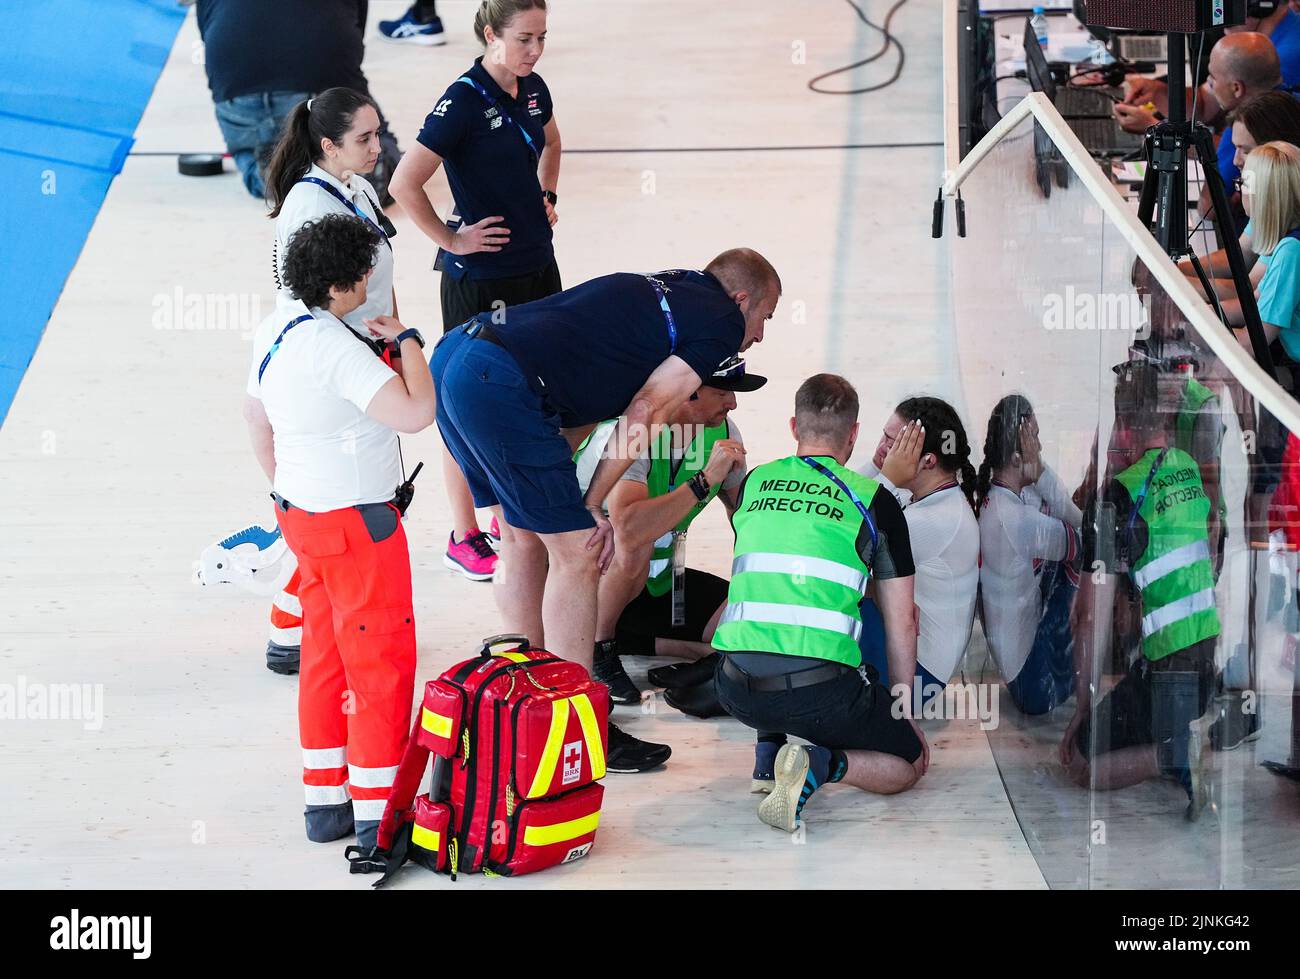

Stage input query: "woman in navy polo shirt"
[{"left": 390, "top": 0, "right": 561, "bottom": 582}]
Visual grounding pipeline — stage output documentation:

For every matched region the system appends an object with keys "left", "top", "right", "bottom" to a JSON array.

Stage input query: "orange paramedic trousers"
[{"left": 275, "top": 498, "right": 416, "bottom": 849}]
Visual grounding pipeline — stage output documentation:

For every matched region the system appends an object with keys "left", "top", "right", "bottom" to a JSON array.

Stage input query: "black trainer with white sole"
[
  {"left": 592, "top": 640, "right": 643, "bottom": 706},
  {"left": 606, "top": 723, "right": 671, "bottom": 773}
]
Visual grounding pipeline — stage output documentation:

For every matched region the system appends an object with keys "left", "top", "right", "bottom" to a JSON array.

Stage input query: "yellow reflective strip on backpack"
[
  {"left": 571, "top": 693, "right": 606, "bottom": 779},
  {"left": 523, "top": 811, "right": 601, "bottom": 847},
  {"left": 498, "top": 651, "right": 531, "bottom": 663},
  {"left": 411, "top": 823, "right": 441, "bottom": 852},
  {"left": 526, "top": 698, "right": 571, "bottom": 797},
  {"left": 420, "top": 706, "right": 453, "bottom": 739}
]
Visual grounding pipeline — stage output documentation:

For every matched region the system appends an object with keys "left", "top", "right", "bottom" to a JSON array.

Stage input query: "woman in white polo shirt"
[
  {"left": 257, "top": 87, "right": 398, "bottom": 675},
  {"left": 243, "top": 214, "right": 436, "bottom": 853}
]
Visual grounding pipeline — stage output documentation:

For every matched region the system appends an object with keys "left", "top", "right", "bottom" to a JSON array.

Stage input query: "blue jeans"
[{"left": 213, "top": 91, "right": 310, "bottom": 198}]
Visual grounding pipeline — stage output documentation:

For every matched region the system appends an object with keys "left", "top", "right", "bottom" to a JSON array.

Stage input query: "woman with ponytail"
[
  {"left": 858, "top": 396, "right": 981, "bottom": 699},
  {"left": 976, "top": 395, "right": 1083, "bottom": 715},
  {"left": 389, "top": 0, "right": 562, "bottom": 582},
  {"left": 250, "top": 86, "right": 401, "bottom": 676},
  {"left": 266, "top": 87, "right": 397, "bottom": 330}
]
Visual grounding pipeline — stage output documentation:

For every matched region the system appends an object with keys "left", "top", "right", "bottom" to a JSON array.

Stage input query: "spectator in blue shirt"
[
  {"left": 389, "top": 0, "right": 562, "bottom": 582},
  {"left": 428, "top": 251, "right": 782, "bottom": 773},
  {"left": 1239, "top": 141, "right": 1300, "bottom": 362}
]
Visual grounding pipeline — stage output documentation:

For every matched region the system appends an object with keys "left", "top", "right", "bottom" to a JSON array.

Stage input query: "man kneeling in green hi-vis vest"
[
  {"left": 573, "top": 356, "right": 764, "bottom": 714},
  {"left": 1061, "top": 362, "right": 1221, "bottom": 821},
  {"left": 712, "top": 374, "right": 930, "bottom": 833}
]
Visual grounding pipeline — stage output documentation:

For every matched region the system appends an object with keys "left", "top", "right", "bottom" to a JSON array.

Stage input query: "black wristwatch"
[
  {"left": 396, "top": 328, "right": 425, "bottom": 349},
  {"left": 542, "top": 190, "right": 558, "bottom": 206},
  {"left": 687, "top": 471, "right": 710, "bottom": 502}
]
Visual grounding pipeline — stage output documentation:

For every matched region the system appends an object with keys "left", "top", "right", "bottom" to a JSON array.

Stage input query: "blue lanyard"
[
  {"left": 257, "top": 314, "right": 314, "bottom": 383},
  {"left": 1125, "top": 447, "right": 1170, "bottom": 545},
  {"left": 455, "top": 76, "right": 540, "bottom": 162},
  {"left": 297, "top": 177, "right": 391, "bottom": 249},
  {"left": 643, "top": 275, "right": 679, "bottom": 353},
  {"left": 798, "top": 456, "right": 878, "bottom": 561}
]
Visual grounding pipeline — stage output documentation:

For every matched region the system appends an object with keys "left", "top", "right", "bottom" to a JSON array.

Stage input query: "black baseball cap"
[{"left": 703, "top": 355, "right": 767, "bottom": 392}]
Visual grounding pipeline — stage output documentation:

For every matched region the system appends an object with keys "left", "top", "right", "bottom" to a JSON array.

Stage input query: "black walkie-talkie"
[{"left": 394, "top": 461, "right": 424, "bottom": 515}]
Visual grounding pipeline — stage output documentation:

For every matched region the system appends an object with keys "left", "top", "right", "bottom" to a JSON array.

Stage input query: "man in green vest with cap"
[
  {"left": 573, "top": 356, "right": 764, "bottom": 714},
  {"left": 1061, "top": 361, "right": 1221, "bottom": 819},
  {"left": 713, "top": 373, "right": 930, "bottom": 833}
]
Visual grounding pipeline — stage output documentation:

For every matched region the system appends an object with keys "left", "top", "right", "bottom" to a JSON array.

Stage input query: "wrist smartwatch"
[
  {"left": 396, "top": 328, "right": 425, "bottom": 349},
  {"left": 687, "top": 471, "right": 710, "bottom": 502},
  {"left": 542, "top": 190, "right": 558, "bottom": 206}
]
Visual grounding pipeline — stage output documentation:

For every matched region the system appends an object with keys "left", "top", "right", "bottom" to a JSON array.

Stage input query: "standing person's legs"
[
  {"left": 213, "top": 91, "right": 308, "bottom": 198},
  {"left": 329, "top": 504, "right": 417, "bottom": 850},
  {"left": 490, "top": 508, "right": 548, "bottom": 647},
  {"left": 266, "top": 565, "right": 304, "bottom": 674}
]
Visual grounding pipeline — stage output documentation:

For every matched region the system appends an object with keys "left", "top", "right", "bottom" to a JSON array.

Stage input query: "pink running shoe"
[
  {"left": 487, "top": 515, "right": 502, "bottom": 543},
  {"left": 444, "top": 530, "right": 497, "bottom": 581}
]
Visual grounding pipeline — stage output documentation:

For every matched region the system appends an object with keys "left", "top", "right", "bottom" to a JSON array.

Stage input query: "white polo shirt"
[
  {"left": 247, "top": 300, "right": 402, "bottom": 512},
  {"left": 274, "top": 164, "right": 395, "bottom": 328}
]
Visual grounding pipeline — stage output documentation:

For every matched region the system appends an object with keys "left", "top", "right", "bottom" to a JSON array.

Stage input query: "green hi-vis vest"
[
  {"left": 1116, "top": 446, "right": 1221, "bottom": 661},
  {"left": 1176, "top": 377, "right": 1227, "bottom": 522},
  {"left": 574, "top": 420, "right": 727, "bottom": 596},
  {"left": 712, "top": 455, "right": 879, "bottom": 667},
  {"left": 1175, "top": 378, "right": 1217, "bottom": 455}
]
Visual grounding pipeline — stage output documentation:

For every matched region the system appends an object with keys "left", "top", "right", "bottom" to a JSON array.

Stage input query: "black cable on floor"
[{"left": 807, "top": 0, "right": 909, "bottom": 95}]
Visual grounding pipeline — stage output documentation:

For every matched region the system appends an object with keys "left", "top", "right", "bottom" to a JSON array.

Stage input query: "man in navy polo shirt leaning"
[{"left": 429, "top": 250, "right": 782, "bottom": 772}]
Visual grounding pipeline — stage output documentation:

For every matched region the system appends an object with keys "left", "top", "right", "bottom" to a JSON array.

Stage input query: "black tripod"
[{"left": 1135, "top": 32, "right": 1274, "bottom": 370}]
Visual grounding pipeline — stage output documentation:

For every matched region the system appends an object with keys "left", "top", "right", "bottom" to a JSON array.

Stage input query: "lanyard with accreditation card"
[{"left": 297, "top": 177, "right": 395, "bottom": 248}]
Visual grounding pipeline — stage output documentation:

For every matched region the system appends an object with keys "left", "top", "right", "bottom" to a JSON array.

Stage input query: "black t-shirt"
[
  {"left": 197, "top": 0, "right": 370, "bottom": 104},
  {"left": 492, "top": 270, "right": 745, "bottom": 428}
]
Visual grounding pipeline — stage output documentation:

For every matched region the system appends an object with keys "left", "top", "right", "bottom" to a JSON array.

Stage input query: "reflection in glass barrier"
[{"left": 949, "top": 110, "right": 1300, "bottom": 889}]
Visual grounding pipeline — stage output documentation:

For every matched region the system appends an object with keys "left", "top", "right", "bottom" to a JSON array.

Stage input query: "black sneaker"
[
  {"left": 606, "top": 723, "right": 671, "bottom": 773},
  {"left": 266, "top": 641, "right": 300, "bottom": 675},
  {"left": 1209, "top": 694, "right": 1262, "bottom": 751},
  {"left": 592, "top": 640, "right": 642, "bottom": 706},
  {"left": 648, "top": 653, "right": 719, "bottom": 690}
]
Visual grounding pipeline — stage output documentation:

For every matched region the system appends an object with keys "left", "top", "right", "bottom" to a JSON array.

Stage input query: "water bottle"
[{"left": 1031, "top": 6, "right": 1049, "bottom": 51}]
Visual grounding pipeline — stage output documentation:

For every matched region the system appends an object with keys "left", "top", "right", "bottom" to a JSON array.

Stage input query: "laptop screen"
[{"left": 1023, "top": 18, "right": 1057, "bottom": 102}]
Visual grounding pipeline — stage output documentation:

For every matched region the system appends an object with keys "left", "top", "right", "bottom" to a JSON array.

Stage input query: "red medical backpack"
[{"left": 350, "top": 636, "right": 609, "bottom": 884}]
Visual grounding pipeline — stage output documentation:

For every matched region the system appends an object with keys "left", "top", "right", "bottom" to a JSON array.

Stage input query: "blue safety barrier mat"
[{"left": 0, "top": 0, "right": 185, "bottom": 425}]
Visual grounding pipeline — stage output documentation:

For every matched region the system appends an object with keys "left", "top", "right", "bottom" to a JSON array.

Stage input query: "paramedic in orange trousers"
[{"left": 244, "top": 213, "right": 436, "bottom": 849}]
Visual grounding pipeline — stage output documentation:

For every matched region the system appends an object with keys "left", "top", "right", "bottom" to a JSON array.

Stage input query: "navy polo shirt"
[
  {"left": 489, "top": 270, "right": 746, "bottom": 428},
  {"left": 417, "top": 58, "right": 554, "bottom": 280}
]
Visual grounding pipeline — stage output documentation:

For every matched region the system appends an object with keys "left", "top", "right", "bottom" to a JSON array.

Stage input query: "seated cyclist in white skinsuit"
[{"left": 976, "top": 395, "right": 1083, "bottom": 716}]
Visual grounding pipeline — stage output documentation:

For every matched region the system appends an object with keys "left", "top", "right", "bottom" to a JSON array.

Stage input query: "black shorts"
[
  {"left": 1075, "top": 640, "right": 1218, "bottom": 760},
  {"left": 615, "top": 568, "right": 729, "bottom": 646},
  {"left": 716, "top": 654, "right": 923, "bottom": 763},
  {"left": 439, "top": 258, "right": 563, "bottom": 333}
]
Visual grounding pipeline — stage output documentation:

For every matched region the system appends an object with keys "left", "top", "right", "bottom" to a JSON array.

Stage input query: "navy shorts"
[{"left": 429, "top": 323, "right": 596, "bottom": 535}]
